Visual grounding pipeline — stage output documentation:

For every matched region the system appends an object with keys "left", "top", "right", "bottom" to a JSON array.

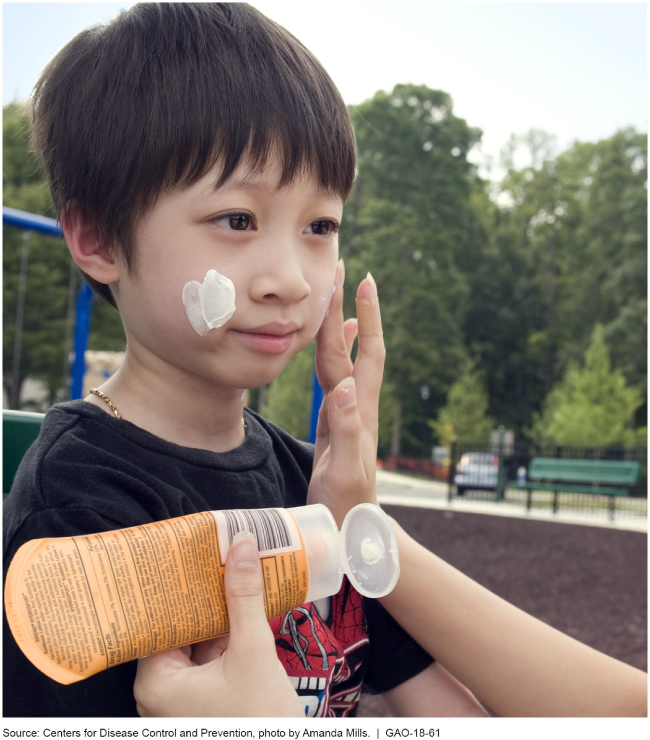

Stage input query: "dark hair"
[{"left": 31, "top": 3, "right": 356, "bottom": 307}]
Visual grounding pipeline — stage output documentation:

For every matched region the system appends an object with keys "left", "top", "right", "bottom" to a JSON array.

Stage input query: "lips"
[
  {"left": 232, "top": 322, "right": 299, "bottom": 354},
  {"left": 242, "top": 321, "right": 300, "bottom": 336}
]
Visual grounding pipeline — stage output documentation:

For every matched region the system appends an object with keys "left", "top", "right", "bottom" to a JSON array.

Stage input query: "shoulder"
[
  {"left": 3, "top": 504, "right": 129, "bottom": 564},
  {"left": 5, "top": 400, "right": 138, "bottom": 508},
  {"left": 3, "top": 402, "right": 88, "bottom": 517},
  {"left": 3, "top": 402, "right": 160, "bottom": 556}
]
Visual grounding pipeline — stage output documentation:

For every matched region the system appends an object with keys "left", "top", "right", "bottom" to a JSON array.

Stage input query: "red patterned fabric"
[{"left": 270, "top": 578, "right": 369, "bottom": 717}]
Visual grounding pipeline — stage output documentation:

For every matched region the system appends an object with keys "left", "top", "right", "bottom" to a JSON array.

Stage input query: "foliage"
[
  {"left": 261, "top": 343, "right": 314, "bottom": 440},
  {"left": 3, "top": 106, "right": 72, "bottom": 407},
  {"left": 528, "top": 325, "right": 646, "bottom": 447},
  {"left": 343, "top": 84, "right": 482, "bottom": 455},
  {"left": 459, "top": 179, "right": 548, "bottom": 433},
  {"left": 3, "top": 93, "right": 646, "bottom": 449},
  {"left": 87, "top": 300, "right": 127, "bottom": 352},
  {"left": 3, "top": 103, "right": 44, "bottom": 189},
  {"left": 3, "top": 222, "right": 73, "bottom": 407},
  {"left": 3, "top": 104, "right": 126, "bottom": 408},
  {"left": 429, "top": 360, "right": 495, "bottom": 447},
  {"left": 557, "top": 130, "right": 647, "bottom": 401},
  {"left": 492, "top": 128, "right": 647, "bottom": 431},
  {"left": 376, "top": 378, "right": 398, "bottom": 456}
]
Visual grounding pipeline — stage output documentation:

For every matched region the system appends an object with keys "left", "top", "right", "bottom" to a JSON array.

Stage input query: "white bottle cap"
[
  {"left": 291, "top": 503, "right": 400, "bottom": 602},
  {"left": 340, "top": 503, "right": 400, "bottom": 598}
]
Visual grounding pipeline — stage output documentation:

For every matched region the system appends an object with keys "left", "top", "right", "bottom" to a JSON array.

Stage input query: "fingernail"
[
  {"left": 366, "top": 272, "right": 377, "bottom": 296},
  {"left": 232, "top": 531, "right": 259, "bottom": 568},
  {"left": 338, "top": 259, "right": 345, "bottom": 285},
  {"left": 333, "top": 378, "right": 357, "bottom": 411}
]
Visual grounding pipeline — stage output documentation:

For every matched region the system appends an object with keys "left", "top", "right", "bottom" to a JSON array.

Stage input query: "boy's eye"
[
  {"left": 306, "top": 219, "right": 341, "bottom": 237},
  {"left": 213, "top": 213, "right": 253, "bottom": 231}
]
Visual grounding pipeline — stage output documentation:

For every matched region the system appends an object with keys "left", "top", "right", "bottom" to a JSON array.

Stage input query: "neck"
[{"left": 88, "top": 348, "right": 247, "bottom": 453}]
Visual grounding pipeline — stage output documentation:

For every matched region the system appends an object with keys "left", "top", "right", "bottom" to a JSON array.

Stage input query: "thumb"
[
  {"left": 224, "top": 531, "right": 275, "bottom": 658},
  {"left": 327, "top": 375, "right": 363, "bottom": 455},
  {"left": 325, "top": 377, "right": 365, "bottom": 524}
]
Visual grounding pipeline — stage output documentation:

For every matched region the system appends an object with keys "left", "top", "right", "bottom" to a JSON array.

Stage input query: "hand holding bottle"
[{"left": 134, "top": 532, "right": 304, "bottom": 717}]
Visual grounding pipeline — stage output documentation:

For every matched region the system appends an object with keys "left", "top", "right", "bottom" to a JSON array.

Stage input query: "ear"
[{"left": 60, "top": 204, "right": 122, "bottom": 285}]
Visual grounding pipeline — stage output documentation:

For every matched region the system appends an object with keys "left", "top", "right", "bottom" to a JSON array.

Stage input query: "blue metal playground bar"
[
  {"left": 3, "top": 206, "right": 93, "bottom": 400},
  {"left": 2, "top": 206, "right": 64, "bottom": 238}
]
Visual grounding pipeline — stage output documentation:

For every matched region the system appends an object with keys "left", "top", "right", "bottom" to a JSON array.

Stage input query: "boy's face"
[{"left": 112, "top": 154, "right": 343, "bottom": 391}]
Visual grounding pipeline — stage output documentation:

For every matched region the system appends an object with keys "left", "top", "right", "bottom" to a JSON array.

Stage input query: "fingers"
[
  {"left": 315, "top": 259, "right": 353, "bottom": 391},
  {"left": 325, "top": 377, "right": 366, "bottom": 525},
  {"left": 314, "top": 318, "right": 357, "bottom": 464},
  {"left": 223, "top": 532, "right": 275, "bottom": 659},
  {"left": 136, "top": 646, "right": 192, "bottom": 681},
  {"left": 224, "top": 536, "right": 303, "bottom": 718},
  {"left": 191, "top": 635, "right": 229, "bottom": 665},
  {"left": 353, "top": 273, "right": 385, "bottom": 429},
  {"left": 314, "top": 270, "right": 382, "bottom": 486},
  {"left": 313, "top": 391, "right": 331, "bottom": 463},
  {"left": 343, "top": 318, "right": 358, "bottom": 355},
  {"left": 134, "top": 646, "right": 193, "bottom": 716}
]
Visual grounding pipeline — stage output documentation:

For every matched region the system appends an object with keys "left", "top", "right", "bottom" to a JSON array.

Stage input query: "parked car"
[{"left": 454, "top": 452, "right": 499, "bottom": 496}]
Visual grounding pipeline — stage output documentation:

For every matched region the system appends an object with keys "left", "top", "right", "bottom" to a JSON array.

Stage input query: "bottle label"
[
  {"left": 4, "top": 508, "right": 308, "bottom": 685},
  {"left": 212, "top": 508, "right": 308, "bottom": 624}
]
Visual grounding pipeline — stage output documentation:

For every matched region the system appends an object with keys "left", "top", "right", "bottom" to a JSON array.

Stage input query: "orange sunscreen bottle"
[{"left": 5, "top": 503, "right": 398, "bottom": 685}]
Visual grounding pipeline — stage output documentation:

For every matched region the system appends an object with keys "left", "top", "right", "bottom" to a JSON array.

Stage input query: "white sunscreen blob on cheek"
[{"left": 182, "top": 269, "right": 237, "bottom": 337}]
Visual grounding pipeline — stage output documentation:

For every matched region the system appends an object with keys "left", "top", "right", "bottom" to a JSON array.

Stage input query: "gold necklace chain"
[
  {"left": 88, "top": 387, "right": 246, "bottom": 429},
  {"left": 89, "top": 388, "right": 122, "bottom": 419}
]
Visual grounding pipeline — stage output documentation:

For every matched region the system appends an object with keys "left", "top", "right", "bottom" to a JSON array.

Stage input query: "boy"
[{"left": 3, "top": 3, "right": 485, "bottom": 717}]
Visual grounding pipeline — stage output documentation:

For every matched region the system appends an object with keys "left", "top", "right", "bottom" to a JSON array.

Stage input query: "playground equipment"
[{"left": 3, "top": 206, "right": 93, "bottom": 402}]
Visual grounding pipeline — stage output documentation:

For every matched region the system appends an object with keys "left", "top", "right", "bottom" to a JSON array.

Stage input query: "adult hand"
[
  {"left": 134, "top": 532, "right": 304, "bottom": 717},
  {"left": 308, "top": 261, "right": 386, "bottom": 526}
]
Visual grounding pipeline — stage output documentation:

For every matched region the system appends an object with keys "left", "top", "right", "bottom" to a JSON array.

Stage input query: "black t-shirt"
[{"left": 3, "top": 401, "right": 433, "bottom": 717}]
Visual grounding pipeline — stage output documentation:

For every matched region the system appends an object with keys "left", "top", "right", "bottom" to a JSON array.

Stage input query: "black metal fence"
[{"left": 447, "top": 441, "right": 647, "bottom": 520}]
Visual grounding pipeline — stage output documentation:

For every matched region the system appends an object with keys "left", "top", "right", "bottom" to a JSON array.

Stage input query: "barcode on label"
[{"left": 214, "top": 508, "right": 301, "bottom": 561}]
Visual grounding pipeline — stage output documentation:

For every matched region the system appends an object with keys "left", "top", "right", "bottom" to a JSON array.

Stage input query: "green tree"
[
  {"left": 3, "top": 103, "right": 125, "bottom": 408},
  {"left": 343, "top": 84, "right": 482, "bottom": 455},
  {"left": 480, "top": 127, "right": 647, "bottom": 438},
  {"left": 459, "top": 178, "right": 548, "bottom": 434},
  {"left": 3, "top": 103, "right": 44, "bottom": 189},
  {"left": 260, "top": 339, "right": 398, "bottom": 452},
  {"left": 529, "top": 325, "right": 645, "bottom": 447},
  {"left": 429, "top": 360, "right": 495, "bottom": 447},
  {"left": 3, "top": 222, "right": 73, "bottom": 407},
  {"left": 3, "top": 105, "right": 71, "bottom": 407},
  {"left": 557, "top": 130, "right": 647, "bottom": 407},
  {"left": 261, "top": 343, "right": 314, "bottom": 439}
]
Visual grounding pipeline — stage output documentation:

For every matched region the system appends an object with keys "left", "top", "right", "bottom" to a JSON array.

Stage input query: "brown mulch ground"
[{"left": 358, "top": 505, "right": 647, "bottom": 717}]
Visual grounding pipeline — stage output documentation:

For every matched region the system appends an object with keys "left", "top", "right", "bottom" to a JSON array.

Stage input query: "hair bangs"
[{"left": 170, "top": 6, "right": 356, "bottom": 200}]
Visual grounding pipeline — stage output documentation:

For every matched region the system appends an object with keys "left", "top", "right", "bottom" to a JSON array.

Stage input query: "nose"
[{"left": 248, "top": 241, "right": 311, "bottom": 305}]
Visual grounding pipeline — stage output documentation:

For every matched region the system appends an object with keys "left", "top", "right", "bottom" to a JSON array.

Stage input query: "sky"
[{"left": 2, "top": 1, "right": 647, "bottom": 179}]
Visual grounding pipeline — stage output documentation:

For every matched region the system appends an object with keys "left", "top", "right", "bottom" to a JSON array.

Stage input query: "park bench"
[
  {"left": 3, "top": 409, "right": 45, "bottom": 496},
  {"left": 513, "top": 457, "right": 640, "bottom": 520}
]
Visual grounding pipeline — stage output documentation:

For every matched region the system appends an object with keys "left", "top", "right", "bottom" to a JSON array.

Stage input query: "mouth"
[{"left": 232, "top": 322, "right": 299, "bottom": 355}]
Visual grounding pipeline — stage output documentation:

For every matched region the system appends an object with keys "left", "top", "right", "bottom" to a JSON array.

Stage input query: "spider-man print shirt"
[{"left": 4, "top": 403, "right": 433, "bottom": 717}]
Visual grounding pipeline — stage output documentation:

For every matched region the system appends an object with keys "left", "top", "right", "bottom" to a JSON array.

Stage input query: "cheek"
[{"left": 310, "top": 267, "right": 338, "bottom": 331}]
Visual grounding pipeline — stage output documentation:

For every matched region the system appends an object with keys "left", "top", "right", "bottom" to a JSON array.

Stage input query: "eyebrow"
[{"left": 208, "top": 175, "right": 343, "bottom": 203}]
